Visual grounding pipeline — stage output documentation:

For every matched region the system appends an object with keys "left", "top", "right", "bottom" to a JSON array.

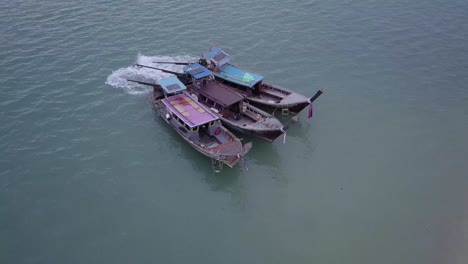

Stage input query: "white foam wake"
[{"left": 105, "top": 53, "right": 199, "bottom": 95}]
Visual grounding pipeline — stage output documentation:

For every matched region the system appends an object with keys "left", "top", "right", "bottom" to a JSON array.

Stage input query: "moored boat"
[
  {"left": 128, "top": 76, "right": 252, "bottom": 172},
  {"left": 182, "top": 63, "right": 296, "bottom": 142},
  {"left": 133, "top": 63, "right": 297, "bottom": 142},
  {"left": 200, "top": 47, "right": 323, "bottom": 116},
  {"left": 152, "top": 47, "right": 323, "bottom": 116}
]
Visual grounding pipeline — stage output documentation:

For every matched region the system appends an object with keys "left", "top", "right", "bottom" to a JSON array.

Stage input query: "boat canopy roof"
[
  {"left": 199, "top": 81, "right": 244, "bottom": 107},
  {"left": 182, "top": 63, "right": 212, "bottom": 79},
  {"left": 162, "top": 93, "right": 218, "bottom": 128},
  {"left": 214, "top": 65, "right": 265, "bottom": 88},
  {"left": 202, "top": 47, "right": 232, "bottom": 66},
  {"left": 158, "top": 76, "right": 187, "bottom": 94}
]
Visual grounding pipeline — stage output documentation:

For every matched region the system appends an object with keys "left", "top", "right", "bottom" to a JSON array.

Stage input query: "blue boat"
[
  {"left": 199, "top": 47, "right": 323, "bottom": 116},
  {"left": 127, "top": 76, "right": 252, "bottom": 172}
]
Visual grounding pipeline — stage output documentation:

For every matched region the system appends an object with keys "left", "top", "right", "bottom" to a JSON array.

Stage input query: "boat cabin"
[
  {"left": 158, "top": 76, "right": 222, "bottom": 141},
  {"left": 201, "top": 47, "right": 265, "bottom": 95},
  {"left": 202, "top": 47, "right": 232, "bottom": 67},
  {"left": 182, "top": 64, "right": 246, "bottom": 119},
  {"left": 182, "top": 63, "right": 213, "bottom": 89},
  {"left": 158, "top": 76, "right": 187, "bottom": 96}
]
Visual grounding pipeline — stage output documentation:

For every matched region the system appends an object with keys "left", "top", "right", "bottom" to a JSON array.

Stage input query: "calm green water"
[{"left": 1, "top": 0, "right": 467, "bottom": 263}]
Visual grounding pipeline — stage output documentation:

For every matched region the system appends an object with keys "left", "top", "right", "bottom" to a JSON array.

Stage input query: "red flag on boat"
[{"left": 308, "top": 103, "right": 313, "bottom": 118}]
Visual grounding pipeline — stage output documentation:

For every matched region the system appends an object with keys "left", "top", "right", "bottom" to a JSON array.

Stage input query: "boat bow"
[{"left": 306, "top": 90, "right": 323, "bottom": 118}]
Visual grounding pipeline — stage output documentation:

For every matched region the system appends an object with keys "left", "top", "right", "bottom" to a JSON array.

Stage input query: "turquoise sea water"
[{"left": 1, "top": 0, "right": 467, "bottom": 263}]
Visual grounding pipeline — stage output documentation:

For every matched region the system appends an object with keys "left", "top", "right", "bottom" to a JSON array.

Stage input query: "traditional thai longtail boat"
[
  {"left": 183, "top": 63, "right": 298, "bottom": 142},
  {"left": 128, "top": 76, "right": 252, "bottom": 172},
  {"left": 153, "top": 47, "right": 323, "bottom": 116},
  {"left": 133, "top": 64, "right": 297, "bottom": 142}
]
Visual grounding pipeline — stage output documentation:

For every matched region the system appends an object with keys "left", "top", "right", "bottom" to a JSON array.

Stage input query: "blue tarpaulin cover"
[
  {"left": 158, "top": 76, "right": 187, "bottom": 94},
  {"left": 183, "top": 63, "right": 212, "bottom": 79},
  {"left": 202, "top": 47, "right": 232, "bottom": 66},
  {"left": 214, "top": 65, "right": 264, "bottom": 88}
]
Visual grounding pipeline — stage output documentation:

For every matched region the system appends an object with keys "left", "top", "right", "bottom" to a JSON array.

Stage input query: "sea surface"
[{"left": 1, "top": 0, "right": 467, "bottom": 263}]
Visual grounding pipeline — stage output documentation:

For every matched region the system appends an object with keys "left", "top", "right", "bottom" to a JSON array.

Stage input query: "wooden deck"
[{"left": 261, "top": 87, "right": 287, "bottom": 99}]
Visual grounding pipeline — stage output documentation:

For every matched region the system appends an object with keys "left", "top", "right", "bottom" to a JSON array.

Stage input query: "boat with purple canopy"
[{"left": 127, "top": 76, "right": 252, "bottom": 172}]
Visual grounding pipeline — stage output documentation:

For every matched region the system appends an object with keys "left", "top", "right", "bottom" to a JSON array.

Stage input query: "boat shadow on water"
[
  {"left": 150, "top": 108, "right": 288, "bottom": 193},
  {"left": 227, "top": 132, "right": 288, "bottom": 182},
  {"left": 152, "top": 108, "right": 244, "bottom": 193}
]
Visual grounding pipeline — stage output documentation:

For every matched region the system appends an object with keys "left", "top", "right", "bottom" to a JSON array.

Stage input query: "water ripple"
[
  {"left": 106, "top": 54, "right": 198, "bottom": 95},
  {"left": 1, "top": 1, "right": 467, "bottom": 263}
]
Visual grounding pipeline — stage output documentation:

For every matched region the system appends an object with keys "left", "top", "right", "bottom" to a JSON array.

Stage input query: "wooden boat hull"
[
  {"left": 221, "top": 118, "right": 283, "bottom": 142},
  {"left": 245, "top": 97, "right": 310, "bottom": 115},
  {"left": 246, "top": 85, "right": 323, "bottom": 115},
  {"left": 153, "top": 99, "right": 247, "bottom": 168},
  {"left": 214, "top": 78, "right": 311, "bottom": 115},
  {"left": 182, "top": 78, "right": 287, "bottom": 142},
  {"left": 202, "top": 59, "right": 322, "bottom": 116}
]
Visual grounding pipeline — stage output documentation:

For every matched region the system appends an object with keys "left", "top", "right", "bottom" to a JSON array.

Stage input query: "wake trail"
[{"left": 105, "top": 53, "right": 198, "bottom": 95}]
